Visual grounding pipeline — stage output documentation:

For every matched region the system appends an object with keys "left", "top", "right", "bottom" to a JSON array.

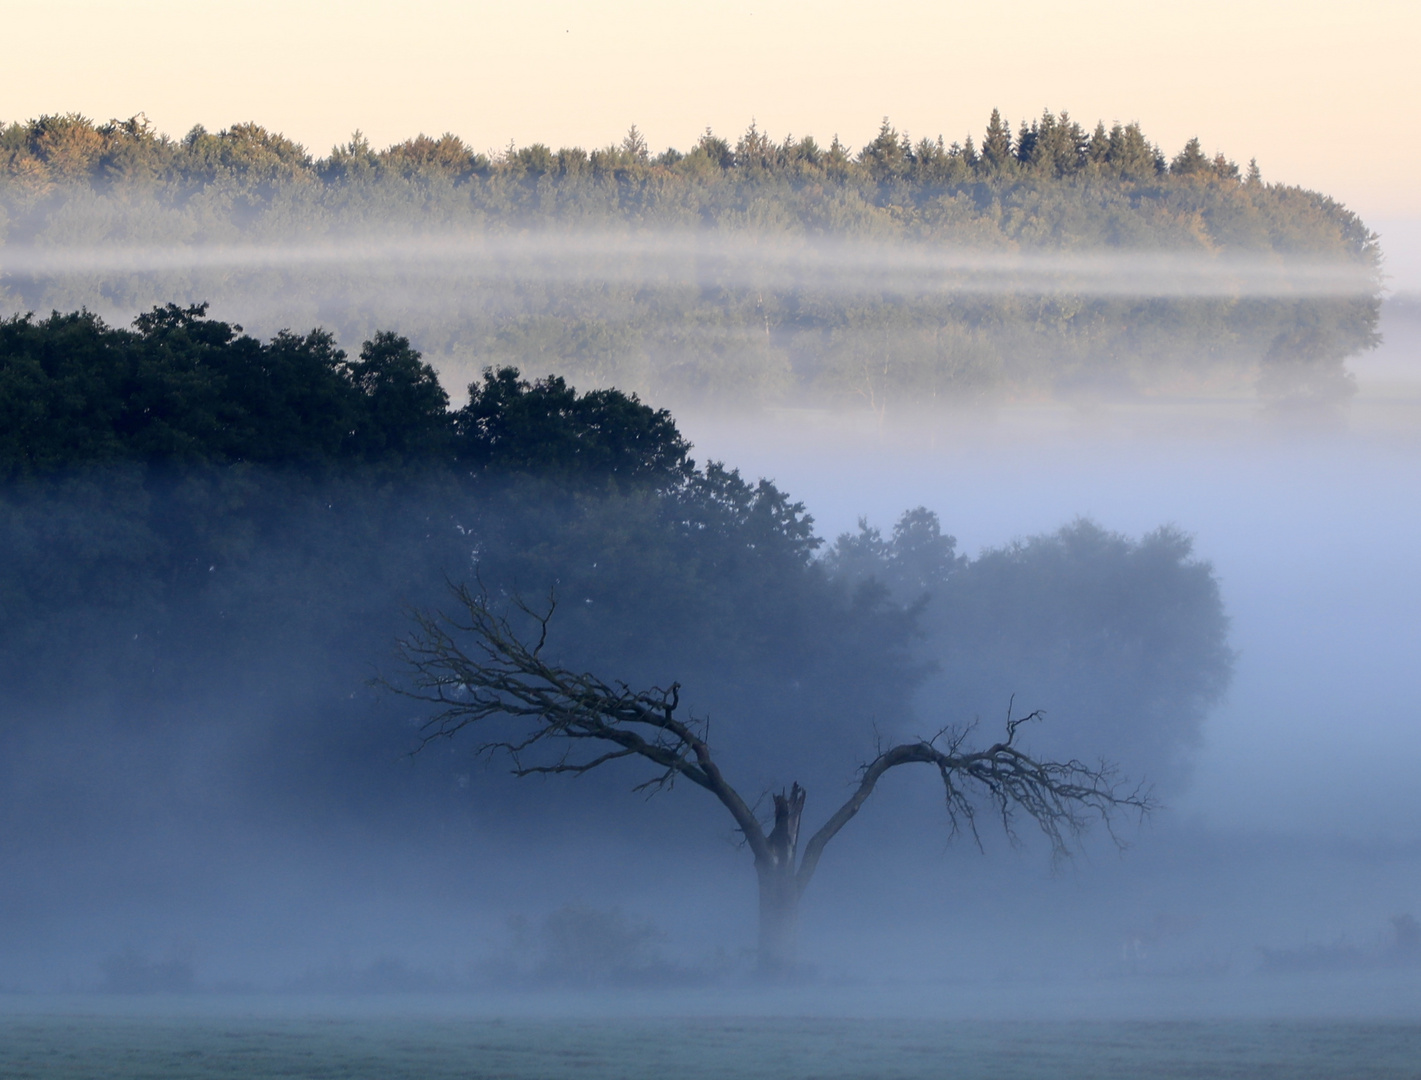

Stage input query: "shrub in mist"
[{"left": 487, "top": 905, "right": 709, "bottom": 989}]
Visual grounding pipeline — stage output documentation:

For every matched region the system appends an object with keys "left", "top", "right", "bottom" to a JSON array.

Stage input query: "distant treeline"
[
  {"left": 0, "top": 109, "right": 1354, "bottom": 217},
  {"left": 0, "top": 111, "right": 1379, "bottom": 409}
]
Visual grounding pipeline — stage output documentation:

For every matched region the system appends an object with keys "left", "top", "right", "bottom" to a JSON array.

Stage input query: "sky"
[{"left": 2, "top": 0, "right": 1418, "bottom": 236}]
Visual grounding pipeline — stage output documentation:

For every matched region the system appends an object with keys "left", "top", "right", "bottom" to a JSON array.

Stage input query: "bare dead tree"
[{"left": 393, "top": 583, "right": 1152, "bottom": 976}]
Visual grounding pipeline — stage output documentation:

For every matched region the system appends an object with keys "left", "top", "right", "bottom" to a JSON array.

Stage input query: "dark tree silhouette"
[{"left": 394, "top": 583, "right": 1152, "bottom": 977}]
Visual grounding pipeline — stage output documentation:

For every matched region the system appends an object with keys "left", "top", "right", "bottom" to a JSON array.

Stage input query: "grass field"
[{"left": 4, "top": 1005, "right": 1421, "bottom": 1080}]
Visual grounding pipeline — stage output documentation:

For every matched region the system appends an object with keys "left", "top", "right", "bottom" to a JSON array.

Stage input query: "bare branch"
[
  {"left": 795, "top": 707, "right": 1153, "bottom": 895},
  {"left": 386, "top": 583, "right": 771, "bottom": 861},
  {"left": 388, "top": 586, "right": 1151, "bottom": 902}
]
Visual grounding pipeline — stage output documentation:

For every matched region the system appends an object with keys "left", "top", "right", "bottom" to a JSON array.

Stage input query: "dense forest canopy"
[{"left": 0, "top": 111, "right": 1380, "bottom": 411}]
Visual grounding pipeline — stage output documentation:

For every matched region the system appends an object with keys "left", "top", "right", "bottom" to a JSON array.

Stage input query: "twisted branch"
[
  {"left": 389, "top": 584, "right": 1152, "bottom": 886},
  {"left": 388, "top": 582, "right": 770, "bottom": 861},
  {"left": 794, "top": 708, "right": 1152, "bottom": 894}
]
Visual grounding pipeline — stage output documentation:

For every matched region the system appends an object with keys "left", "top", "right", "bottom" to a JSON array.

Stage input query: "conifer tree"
[
  {"left": 981, "top": 109, "right": 1014, "bottom": 172},
  {"left": 1170, "top": 136, "right": 1209, "bottom": 175}
]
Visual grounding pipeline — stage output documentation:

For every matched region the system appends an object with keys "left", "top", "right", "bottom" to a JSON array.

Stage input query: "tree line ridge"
[
  {"left": 3, "top": 110, "right": 1255, "bottom": 187},
  {"left": 0, "top": 110, "right": 1373, "bottom": 255}
]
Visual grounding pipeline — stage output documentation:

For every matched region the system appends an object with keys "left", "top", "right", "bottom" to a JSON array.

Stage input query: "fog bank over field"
[
  {"left": 1, "top": 236, "right": 1379, "bottom": 298},
  {"left": 2, "top": 233, "right": 1383, "bottom": 408},
  {"left": 0, "top": 234, "right": 1384, "bottom": 420}
]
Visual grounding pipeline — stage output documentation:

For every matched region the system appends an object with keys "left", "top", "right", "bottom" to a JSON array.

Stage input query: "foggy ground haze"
[{"left": 1, "top": 320, "right": 1418, "bottom": 1003}]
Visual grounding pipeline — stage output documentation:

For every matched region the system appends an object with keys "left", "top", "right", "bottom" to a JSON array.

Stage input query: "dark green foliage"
[
  {"left": 0, "top": 302, "right": 707, "bottom": 492},
  {"left": 456, "top": 367, "right": 690, "bottom": 489},
  {"left": 347, "top": 331, "right": 453, "bottom": 463},
  {"left": 0, "top": 304, "right": 447, "bottom": 478}
]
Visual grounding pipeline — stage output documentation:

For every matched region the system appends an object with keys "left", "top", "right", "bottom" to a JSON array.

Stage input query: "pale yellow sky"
[{"left": 3, "top": 0, "right": 1418, "bottom": 228}]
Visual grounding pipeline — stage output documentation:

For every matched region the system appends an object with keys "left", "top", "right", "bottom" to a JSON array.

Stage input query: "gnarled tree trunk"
[{"left": 756, "top": 783, "right": 805, "bottom": 977}]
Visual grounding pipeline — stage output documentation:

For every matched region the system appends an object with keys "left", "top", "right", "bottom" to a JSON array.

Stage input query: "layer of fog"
[
  {"left": 7, "top": 413, "right": 1421, "bottom": 1013},
  {"left": 687, "top": 320, "right": 1421, "bottom": 844},
  {"left": 1372, "top": 216, "right": 1421, "bottom": 295},
  {"left": 0, "top": 250, "right": 1418, "bottom": 1020},
  {"left": 0, "top": 232, "right": 1377, "bottom": 299},
  {"left": 642, "top": 304, "right": 1421, "bottom": 995}
]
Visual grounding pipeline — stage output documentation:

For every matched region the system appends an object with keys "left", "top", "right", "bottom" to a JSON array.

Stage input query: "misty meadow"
[{"left": 1, "top": 109, "right": 1419, "bottom": 1079}]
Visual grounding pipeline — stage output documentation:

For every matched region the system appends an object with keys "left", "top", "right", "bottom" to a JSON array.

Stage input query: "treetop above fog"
[
  {"left": 0, "top": 110, "right": 1375, "bottom": 260},
  {"left": 0, "top": 303, "right": 691, "bottom": 487}
]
